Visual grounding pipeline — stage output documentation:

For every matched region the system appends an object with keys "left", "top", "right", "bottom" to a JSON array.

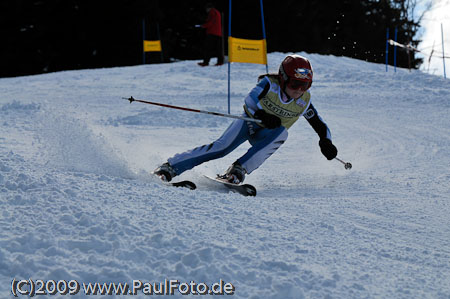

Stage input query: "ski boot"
[
  {"left": 219, "top": 162, "right": 246, "bottom": 184},
  {"left": 153, "top": 162, "right": 177, "bottom": 182}
]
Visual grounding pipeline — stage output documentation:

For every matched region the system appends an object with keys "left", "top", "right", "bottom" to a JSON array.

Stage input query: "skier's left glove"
[{"left": 319, "top": 138, "right": 338, "bottom": 160}]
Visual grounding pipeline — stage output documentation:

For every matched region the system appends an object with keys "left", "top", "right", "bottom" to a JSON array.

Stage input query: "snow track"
[{"left": 1, "top": 53, "right": 449, "bottom": 298}]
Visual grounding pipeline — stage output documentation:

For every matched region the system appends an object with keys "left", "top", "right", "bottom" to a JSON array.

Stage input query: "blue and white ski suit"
[{"left": 167, "top": 75, "right": 331, "bottom": 176}]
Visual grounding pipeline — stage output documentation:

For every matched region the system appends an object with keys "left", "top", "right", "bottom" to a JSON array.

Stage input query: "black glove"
[
  {"left": 319, "top": 138, "right": 338, "bottom": 160},
  {"left": 254, "top": 110, "right": 281, "bottom": 129}
]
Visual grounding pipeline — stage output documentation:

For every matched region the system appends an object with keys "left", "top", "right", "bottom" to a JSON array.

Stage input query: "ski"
[
  {"left": 153, "top": 173, "right": 196, "bottom": 190},
  {"left": 168, "top": 180, "right": 197, "bottom": 190},
  {"left": 203, "top": 175, "right": 257, "bottom": 196}
]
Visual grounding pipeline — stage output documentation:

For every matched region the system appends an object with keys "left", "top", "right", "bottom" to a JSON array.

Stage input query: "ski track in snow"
[{"left": 1, "top": 52, "right": 450, "bottom": 298}]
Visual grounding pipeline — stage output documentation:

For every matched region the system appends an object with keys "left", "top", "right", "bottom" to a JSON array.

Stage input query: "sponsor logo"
[
  {"left": 296, "top": 99, "right": 306, "bottom": 107},
  {"left": 237, "top": 46, "right": 260, "bottom": 51},
  {"left": 294, "top": 68, "right": 312, "bottom": 80},
  {"left": 262, "top": 99, "right": 301, "bottom": 118},
  {"left": 304, "top": 108, "right": 315, "bottom": 119}
]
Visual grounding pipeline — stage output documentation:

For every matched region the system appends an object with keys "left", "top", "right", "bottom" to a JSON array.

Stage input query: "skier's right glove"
[
  {"left": 254, "top": 110, "right": 281, "bottom": 129},
  {"left": 319, "top": 138, "right": 338, "bottom": 160}
]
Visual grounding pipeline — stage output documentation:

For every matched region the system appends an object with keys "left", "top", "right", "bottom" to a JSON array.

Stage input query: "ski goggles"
[{"left": 287, "top": 79, "right": 311, "bottom": 91}]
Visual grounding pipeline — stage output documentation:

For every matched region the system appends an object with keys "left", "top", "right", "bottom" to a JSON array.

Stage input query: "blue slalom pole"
[
  {"left": 227, "top": 0, "right": 232, "bottom": 114},
  {"left": 385, "top": 28, "right": 389, "bottom": 72},
  {"left": 260, "top": 0, "right": 268, "bottom": 73},
  {"left": 142, "top": 19, "right": 146, "bottom": 64},
  {"left": 157, "top": 22, "right": 163, "bottom": 63},
  {"left": 394, "top": 27, "right": 398, "bottom": 72}
]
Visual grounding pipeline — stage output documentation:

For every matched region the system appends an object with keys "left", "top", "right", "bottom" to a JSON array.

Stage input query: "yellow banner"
[
  {"left": 228, "top": 37, "right": 267, "bottom": 64},
  {"left": 143, "top": 40, "right": 162, "bottom": 52}
]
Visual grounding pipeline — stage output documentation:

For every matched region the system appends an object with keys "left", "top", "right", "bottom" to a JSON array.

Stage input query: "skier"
[{"left": 154, "top": 54, "right": 338, "bottom": 184}]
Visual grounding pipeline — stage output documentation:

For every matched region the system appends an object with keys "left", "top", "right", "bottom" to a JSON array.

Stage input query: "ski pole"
[
  {"left": 335, "top": 157, "right": 352, "bottom": 170},
  {"left": 123, "top": 96, "right": 262, "bottom": 124}
]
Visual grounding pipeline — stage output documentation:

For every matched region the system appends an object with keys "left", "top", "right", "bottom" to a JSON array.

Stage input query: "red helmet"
[{"left": 278, "top": 55, "right": 313, "bottom": 91}]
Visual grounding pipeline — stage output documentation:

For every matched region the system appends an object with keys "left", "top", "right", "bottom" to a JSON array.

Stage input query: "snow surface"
[{"left": 1, "top": 52, "right": 450, "bottom": 298}]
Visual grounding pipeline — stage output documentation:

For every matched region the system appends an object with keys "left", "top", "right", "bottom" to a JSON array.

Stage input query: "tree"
[{"left": 0, "top": 0, "right": 424, "bottom": 77}]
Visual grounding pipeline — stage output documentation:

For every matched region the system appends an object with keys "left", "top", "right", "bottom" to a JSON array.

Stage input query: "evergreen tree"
[{"left": 0, "top": 0, "right": 422, "bottom": 77}]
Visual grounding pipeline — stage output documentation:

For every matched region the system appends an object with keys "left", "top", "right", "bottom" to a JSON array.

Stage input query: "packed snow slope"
[{"left": 1, "top": 52, "right": 450, "bottom": 298}]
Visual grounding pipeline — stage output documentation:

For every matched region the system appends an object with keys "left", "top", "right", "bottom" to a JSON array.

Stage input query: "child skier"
[{"left": 154, "top": 54, "right": 338, "bottom": 183}]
